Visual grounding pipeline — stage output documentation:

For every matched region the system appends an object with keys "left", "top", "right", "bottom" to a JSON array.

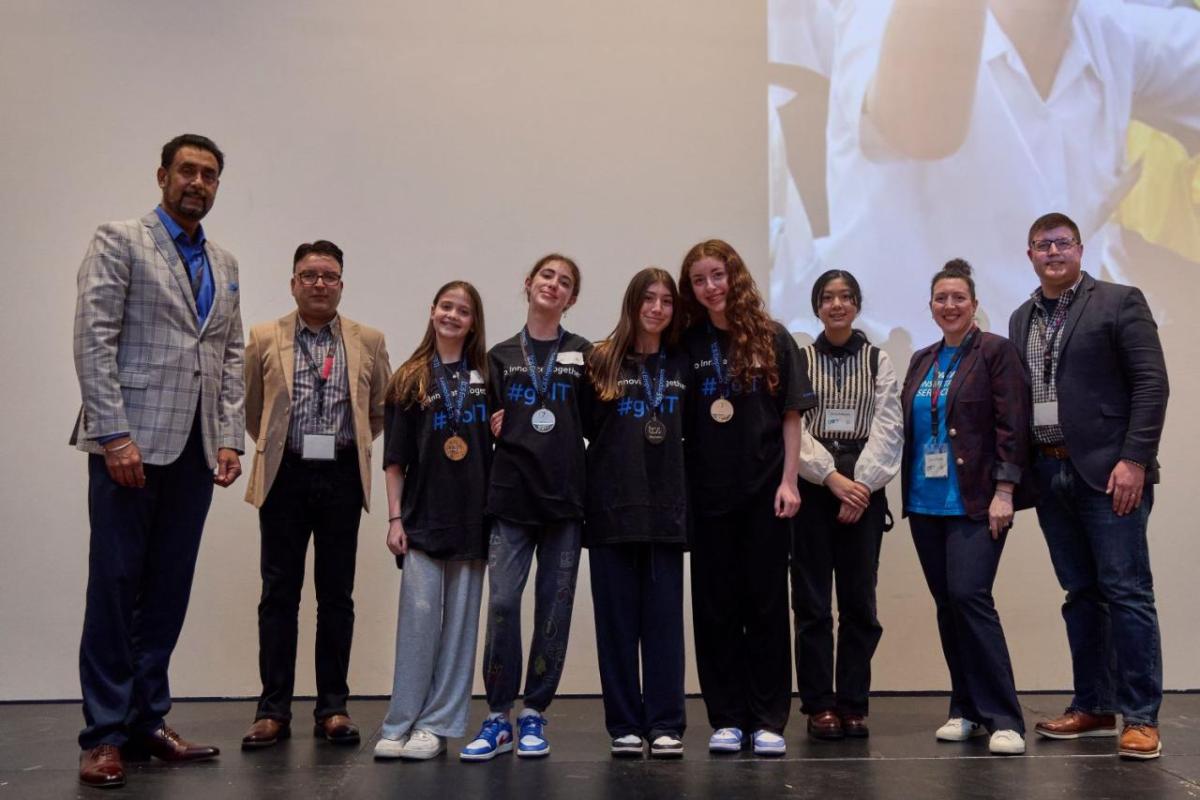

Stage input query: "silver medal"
[{"left": 531, "top": 407, "right": 557, "bottom": 434}]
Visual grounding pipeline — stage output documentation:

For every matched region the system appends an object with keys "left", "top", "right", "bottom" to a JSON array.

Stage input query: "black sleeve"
[
  {"left": 487, "top": 348, "right": 505, "bottom": 415},
  {"left": 777, "top": 326, "right": 816, "bottom": 412},
  {"left": 382, "top": 402, "right": 417, "bottom": 470},
  {"left": 1116, "top": 287, "right": 1169, "bottom": 466}
]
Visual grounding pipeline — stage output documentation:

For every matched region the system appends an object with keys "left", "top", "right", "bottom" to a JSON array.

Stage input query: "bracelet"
[
  {"left": 104, "top": 439, "right": 134, "bottom": 454},
  {"left": 1121, "top": 458, "right": 1146, "bottom": 470},
  {"left": 994, "top": 489, "right": 1013, "bottom": 497},
  {"left": 388, "top": 515, "right": 402, "bottom": 522}
]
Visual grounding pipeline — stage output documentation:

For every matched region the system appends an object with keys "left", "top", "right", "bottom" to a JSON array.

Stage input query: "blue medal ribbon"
[
  {"left": 519, "top": 326, "right": 564, "bottom": 407},
  {"left": 707, "top": 324, "right": 730, "bottom": 398},
  {"left": 431, "top": 353, "right": 469, "bottom": 431},
  {"left": 639, "top": 350, "right": 667, "bottom": 416}
]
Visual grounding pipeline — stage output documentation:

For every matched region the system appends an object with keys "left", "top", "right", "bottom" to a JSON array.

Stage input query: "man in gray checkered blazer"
[{"left": 71, "top": 134, "right": 245, "bottom": 790}]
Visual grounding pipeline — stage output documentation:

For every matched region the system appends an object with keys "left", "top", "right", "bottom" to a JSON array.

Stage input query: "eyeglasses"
[
  {"left": 1031, "top": 238, "right": 1078, "bottom": 253},
  {"left": 296, "top": 271, "right": 342, "bottom": 287}
]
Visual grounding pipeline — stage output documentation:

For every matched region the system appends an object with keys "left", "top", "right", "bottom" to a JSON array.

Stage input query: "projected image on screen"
[{"left": 768, "top": 0, "right": 1200, "bottom": 347}]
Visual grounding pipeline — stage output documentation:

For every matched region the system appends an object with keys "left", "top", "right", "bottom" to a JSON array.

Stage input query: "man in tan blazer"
[{"left": 240, "top": 240, "right": 391, "bottom": 749}]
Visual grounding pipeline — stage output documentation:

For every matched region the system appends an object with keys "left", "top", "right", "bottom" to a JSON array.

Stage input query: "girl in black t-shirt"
[
  {"left": 461, "top": 254, "right": 592, "bottom": 761},
  {"left": 679, "top": 239, "right": 815, "bottom": 757},
  {"left": 374, "top": 281, "right": 491, "bottom": 761},
  {"left": 584, "top": 267, "right": 689, "bottom": 759}
]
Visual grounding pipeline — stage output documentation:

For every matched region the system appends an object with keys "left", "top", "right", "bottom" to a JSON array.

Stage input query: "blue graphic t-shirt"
[{"left": 907, "top": 346, "right": 966, "bottom": 516}]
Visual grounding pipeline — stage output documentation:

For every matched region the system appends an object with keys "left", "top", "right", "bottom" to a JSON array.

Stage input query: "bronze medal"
[
  {"left": 710, "top": 397, "right": 734, "bottom": 423},
  {"left": 644, "top": 416, "right": 667, "bottom": 445},
  {"left": 443, "top": 434, "right": 469, "bottom": 461}
]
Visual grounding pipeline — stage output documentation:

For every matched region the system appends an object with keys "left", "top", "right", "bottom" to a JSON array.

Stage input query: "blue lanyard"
[
  {"left": 707, "top": 324, "right": 730, "bottom": 398},
  {"left": 431, "top": 353, "right": 469, "bottom": 430},
  {"left": 519, "top": 326, "right": 563, "bottom": 406},
  {"left": 929, "top": 328, "right": 975, "bottom": 437},
  {"left": 639, "top": 350, "right": 667, "bottom": 415}
]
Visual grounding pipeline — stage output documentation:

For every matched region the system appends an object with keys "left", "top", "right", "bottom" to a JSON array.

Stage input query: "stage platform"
[{"left": 3, "top": 694, "right": 1198, "bottom": 798}]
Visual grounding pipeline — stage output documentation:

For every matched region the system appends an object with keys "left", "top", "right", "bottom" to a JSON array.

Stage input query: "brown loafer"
[
  {"left": 124, "top": 725, "right": 220, "bottom": 762},
  {"left": 242, "top": 718, "right": 291, "bottom": 750},
  {"left": 1119, "top": 724, "right": 1162, "bottom": 760},
  {"left": 807, "top": 710, "right": 844, "bottom": 740},
  {"left": 79, "top": 744, "right": 125, "bottom": 789},
  {"left": 1034, "top": 709, "right": 1117, "bottom": 740},
  {"left": 314, "top": 713, "right": 360, "bottom": 744},
  {"left": 840, "top": 713, "right": 870, "bottom": 738}
]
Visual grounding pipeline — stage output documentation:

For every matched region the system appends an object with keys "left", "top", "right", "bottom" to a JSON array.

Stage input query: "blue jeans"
[
  {"left": 481, "top": 518, "right": 582, "bottom": 713},
  {"left": 1033, "top": 456, "right": 1162, "bottom": 725}
]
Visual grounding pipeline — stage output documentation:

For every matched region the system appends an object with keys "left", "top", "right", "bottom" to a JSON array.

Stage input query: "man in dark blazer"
[
  {"left": 1008, "top": 212, "right": 1169, "bottom": 760},
  {"left": 72, "top": 134, "right": 245, "bottom": 788}
]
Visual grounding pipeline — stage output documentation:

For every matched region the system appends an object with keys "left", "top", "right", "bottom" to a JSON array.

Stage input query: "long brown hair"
[
  {"left": 678, "top": 239, "right": 779, "bottom": 393},
  {"left": 588, "top": 268, "right": 681, "bottom": 402},
  {"left": 386, "top": 281, "right": 488, "bottom": 407}
]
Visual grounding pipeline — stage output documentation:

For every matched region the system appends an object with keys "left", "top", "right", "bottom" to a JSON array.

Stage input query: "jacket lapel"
[
  {"left": 1055, "top": 272, "right": 1095, "bottom": 362},
  {"left": 143, "top": 211, "right": 200, "bottom": 327},
  {"left": 342, "top": 318, "right": 362, "bottom": 426},
  {"left": 945, "top": 332, "right": 982, "bottom": 416},
  {"left": 277, "top": 312, "right": 297, "bottom": 401}
]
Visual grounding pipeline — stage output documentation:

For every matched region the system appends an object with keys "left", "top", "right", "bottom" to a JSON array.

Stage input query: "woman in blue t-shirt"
[{"left": 899, "top": 259, "right": 1033, "bottom": 756}]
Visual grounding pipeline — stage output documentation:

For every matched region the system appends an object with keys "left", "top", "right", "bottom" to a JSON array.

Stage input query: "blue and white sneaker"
[
  {"left": 752, "top": 729, "right": 786, "bottom": 757},
  {"left": 516, "top": 711, "right": 550, "bottom": 758},
  {"left": 459, "top": 716, "right": 513, "bottom": 761},
  {"left": 708, "top": 727, "right": 744, "bottom": 753}
]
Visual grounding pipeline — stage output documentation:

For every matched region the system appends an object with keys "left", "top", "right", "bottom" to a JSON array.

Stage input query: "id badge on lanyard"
[
  {"left": 300, "top": 334, "right": 338, "bottom": 460},
  {"left": 923, "top": 443, "right": 949, "bottom": 478},
  {"left": 824, "top": 407, "right": 858, "bottom": 433},
  {"left": 1033, "top": 401, "right": 1058, "bottom": 427}
]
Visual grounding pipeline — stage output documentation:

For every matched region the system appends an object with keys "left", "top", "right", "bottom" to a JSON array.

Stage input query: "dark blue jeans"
[
  {"left": 481, "top": 518, "right": 582, "bottom": 713},
  {"left": 909, "top": 514, "right": 1024, "bottom": 733},
  {"left": 1033, "top": 456, "right": 1161, "bottom": 725}
]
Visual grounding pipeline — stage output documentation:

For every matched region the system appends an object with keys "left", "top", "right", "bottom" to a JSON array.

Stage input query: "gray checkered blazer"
[{"left": 71, "top": 211, "right": 245, "bottom": 468}]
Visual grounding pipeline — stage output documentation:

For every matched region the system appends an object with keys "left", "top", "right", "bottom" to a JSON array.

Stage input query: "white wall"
[{"left": 0, "top": 0, "right": 1195, "bottom": 702}]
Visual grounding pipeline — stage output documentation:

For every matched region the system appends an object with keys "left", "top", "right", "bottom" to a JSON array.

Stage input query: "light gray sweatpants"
[{"left": 380, "top": 550, "right": 485, "bottom": 740}]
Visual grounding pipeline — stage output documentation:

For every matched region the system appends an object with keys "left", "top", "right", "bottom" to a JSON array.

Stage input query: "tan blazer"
[{"left": 243, "top": 310, "right": 391, "bottom": 511}]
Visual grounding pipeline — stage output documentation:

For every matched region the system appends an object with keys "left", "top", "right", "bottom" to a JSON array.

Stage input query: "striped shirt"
[
  {"left": 287, "top": 316, "right": 354, "bottom": 454},
  {"left": 1026, "top": 278, "right": 1082, "bottom": 445},
  {"left": 801, "top": 340, "right": 875, "bottom": 441}
]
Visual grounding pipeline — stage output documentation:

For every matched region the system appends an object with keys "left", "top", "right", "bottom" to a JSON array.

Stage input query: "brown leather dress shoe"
[
  {"left": 242, "top": 718, "right": 291, "bottom": 750},
  {"left": 807, "top": 710, "right": 844, "bottom": 740},
  {"left": 125, "top": 725, "right": 220, "bottom": 762},
  {"left": 1034, "top": 709, "right": 1118, "bottom": 740},
  {"left": 1119, "top": 724, "right": 1162, "bottom": 760},
  {"left": 79, "top": 745, "right": 126, "bottom": 789},
  {"left": 314, "top": 714, "right": 360, "bottom": 744},
  {"left": 840, "top": 713, "right": 870, "bottom": 738}
]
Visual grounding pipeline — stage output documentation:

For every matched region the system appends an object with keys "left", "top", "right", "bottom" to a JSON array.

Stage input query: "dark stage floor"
[{"left": 3, "top": 694, "right": 1199, "bottom": 799}]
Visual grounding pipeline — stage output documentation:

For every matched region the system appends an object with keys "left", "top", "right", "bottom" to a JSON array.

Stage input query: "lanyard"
[
  {"left": 297, "top": 330, "right": 337, "bottom": 418},
  {"left": 707, "top": 324, "right": 730, "bottom": 398},
  {"left": 432, "top": 354, "right": 469, "bottom": 431},
  {"left": 928, "top": 328, "right": 975, "bottom": 437},
  {"left": 638, "top": 351, "right": 667, "bottom": 416},
  {"left": 519, "top": 326, "right": 564, "bottom": 407},
  {"left": 1037, "top": 298, "right": 1071, "bottom": 386}
]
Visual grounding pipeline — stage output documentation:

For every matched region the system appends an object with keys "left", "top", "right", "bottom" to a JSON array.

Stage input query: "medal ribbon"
[
  {"left": 639, "top": 351, "right": 667, "bottom": 416},
  {"left": 928, "top": 327, "right": 975, "bottom": 440},
  {"left": 519, "top": 326, "right": 563, "bottom": 407},
  {"left": 707, "top": 324, "right": 730, "bottom": 398},
  {"left": 431, "top": 353, "right": 469, "bottom": 431}
]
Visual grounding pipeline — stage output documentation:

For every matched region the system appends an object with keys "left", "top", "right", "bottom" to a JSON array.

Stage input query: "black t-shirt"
[
  {"left": 486, "top": 329, "right": 593, "bottom": 524},
  {"left": 383, "top": 360, "right": 491, "bottom": 560},
  {"left": 683, "top": 321, "right": 816, "bottom": 515},
  {"left": 584, "top": 350, "right": 689, "bottom": 548}
]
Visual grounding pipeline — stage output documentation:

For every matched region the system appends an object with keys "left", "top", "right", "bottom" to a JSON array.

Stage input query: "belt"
[
  {"left": 818, "top": 438, "right": 867, "bottom": 455},
  {"left": 1038, "top": 443, "right": 1070, "bottom": 460}
]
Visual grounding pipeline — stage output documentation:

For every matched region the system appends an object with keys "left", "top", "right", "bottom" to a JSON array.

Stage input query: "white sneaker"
[
  {"left": 610, "top": 734, "right": 644, "bottom": 757},
  {"left": 650, "top": 734, "right": 683, "bottom": 759},
  {"left": 988, "top": 729, "right": 1026, "bottom": 755},
  {"left": 709, "top": 727, "right": 744, "bottom": 752},
  {"left": 373, "top": 734, "right": 410, "bottom": 759},
  {"left": 752, "top": 729, "right": 786, "bottom": 757},
  {"left": 935, "top": 718, "right": 987, "bottom": 742},
  {"left": 400, "top": 729, "right": 444, "bottom": 760}
]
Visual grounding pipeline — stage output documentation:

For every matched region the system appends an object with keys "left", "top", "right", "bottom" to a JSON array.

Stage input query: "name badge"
[
  {"left": 1033, "top": 401, "right": 1059, "bottom": 427},
  {"left": 824, "top": 407, "right": 858, "bottom": 433},
  {"left": 923, "top": 443, "right": 949, "bottom": 479},
  {"left": 302, "top": 433, "right": 336, "bottom": 460}
]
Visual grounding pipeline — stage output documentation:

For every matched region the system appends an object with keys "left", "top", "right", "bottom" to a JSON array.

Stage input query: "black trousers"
[
  {"left": 589, "top": 543, "right": 686, "bottom": 739},
  {"left": 256, "top": 449, "right": 363, "bottom": 723},
  {"left": 790, "top": 482, "right": 886, "bottom": 716},
  {"left": 690, "top": 483, "right": 793, "bottom": 735},
  {"left": 79, "top": 416, "right": 214, "bottom": 749}
]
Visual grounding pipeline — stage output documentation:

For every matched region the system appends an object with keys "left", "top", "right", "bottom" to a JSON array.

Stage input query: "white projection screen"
[{"left": 0, "top": 0, "right": 1196, "bottom": 702}]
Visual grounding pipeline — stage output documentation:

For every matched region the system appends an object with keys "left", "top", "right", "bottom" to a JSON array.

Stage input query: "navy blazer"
[
  {"left": 1008, "top": 272, "right": 1168, "bottom": 492},
  {"left": 901, "top": 330, "right": 1033, "bottom": 521}
]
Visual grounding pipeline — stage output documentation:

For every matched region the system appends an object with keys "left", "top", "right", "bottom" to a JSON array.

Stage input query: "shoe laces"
[
  {"left": 714, "top": 727, "right": 740, "bottom": 739},
  {"left": 519, "top": 714, "right": 547, "bottom": 735},
  {"left": 411, "top": 729, "right": 437, "bottom": 745},
  {"left": 159, "top": 725, "right": 182, "bottom": 744},
  {"left": 479, "top": 717, "right": 509, "bottom": 739}
]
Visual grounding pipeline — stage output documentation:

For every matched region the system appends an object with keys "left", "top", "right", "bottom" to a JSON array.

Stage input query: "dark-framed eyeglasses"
[
  {"left": 1031, "top": 238, "right": 1078, "bottom": 253},
  {"left": 296, "top": 271, "right": 342, "bottom": 287}
]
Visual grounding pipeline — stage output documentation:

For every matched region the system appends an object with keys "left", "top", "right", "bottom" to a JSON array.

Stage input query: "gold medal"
[
  {"left": 443, "top": 434, "right": 469, "bottom": 461},
  {"left": 710, "top": 397, "right": 734, "bottom": 423}
]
